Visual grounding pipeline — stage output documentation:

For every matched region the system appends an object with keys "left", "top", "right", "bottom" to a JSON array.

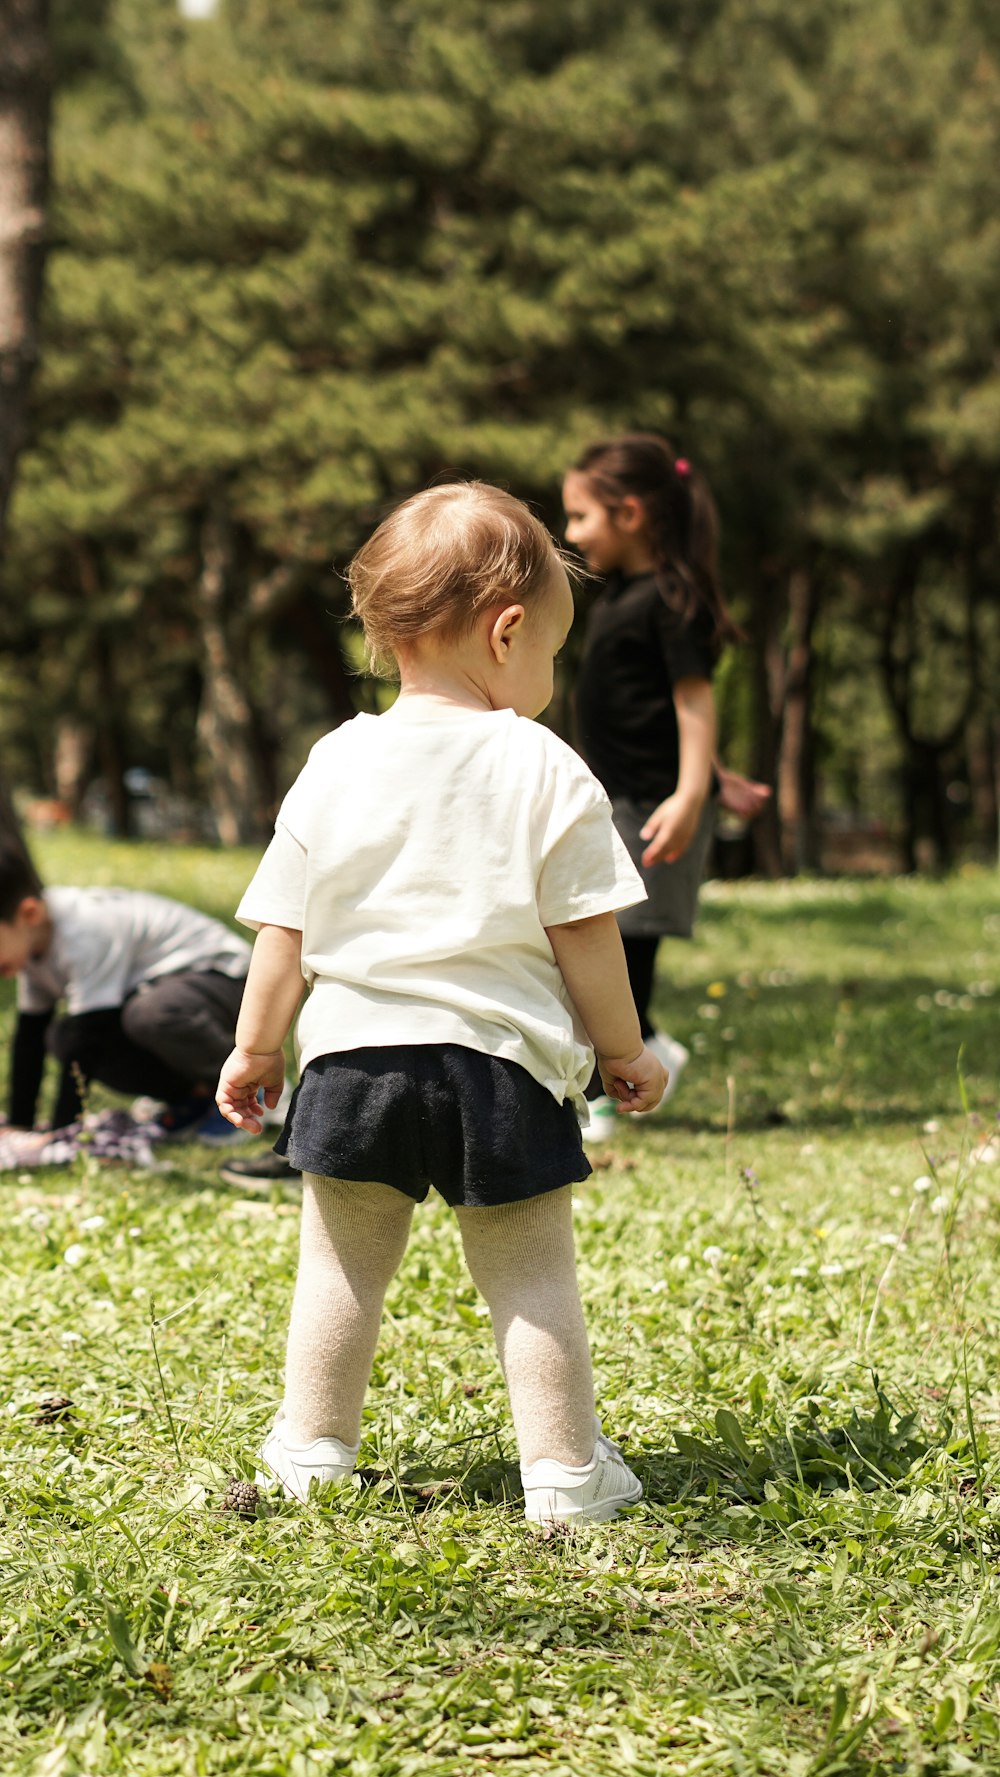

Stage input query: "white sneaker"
[
  {"left": 643, "top": 1032, "right": 690, "bottom": 1111},
  {"left": 581, "top": 1094, "right": 620, "bottom": 1144},
  {"left": 255, "top": 1408, "right": 359, "bottom": 1502},
  {"left": 522, "top": 1433, "right": 643, "bottom": 1525}
]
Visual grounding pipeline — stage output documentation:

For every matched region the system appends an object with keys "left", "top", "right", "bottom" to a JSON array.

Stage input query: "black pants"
[
  {"left": 45, "top": 969, "right": 246, "bottom": 1129},
  {"left": 623, "top": 935, "right": 659, "bottom": 1038},
  {"left": 585, "top": 935, "right": 659, "bottom": 1100}
]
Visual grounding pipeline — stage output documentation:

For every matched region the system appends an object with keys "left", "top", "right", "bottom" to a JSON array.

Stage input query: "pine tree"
[{"left": 3, "top": 0, "right": 997, "bottom": 862}]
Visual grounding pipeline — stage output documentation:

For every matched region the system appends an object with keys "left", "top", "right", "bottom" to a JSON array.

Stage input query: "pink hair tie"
[{"left": 674, "top": 457, "right": 691, "bottom": 477}]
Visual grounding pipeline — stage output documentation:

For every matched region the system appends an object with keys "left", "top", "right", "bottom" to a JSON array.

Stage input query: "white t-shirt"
[
  {"left": 19, "top": 886, "right": 251, "bottom": 1016},
  {"left": 237, "top": 706, "right": 645, "bottom": 1112}
]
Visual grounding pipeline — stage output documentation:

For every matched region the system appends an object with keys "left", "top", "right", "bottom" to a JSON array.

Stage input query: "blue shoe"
[{"left": 155, "top": 1093, "right": 215, "bottom": 1139}]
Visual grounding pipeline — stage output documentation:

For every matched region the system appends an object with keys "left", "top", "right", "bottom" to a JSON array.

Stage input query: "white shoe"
[
  {"left": 255, "top": 1408, "right": 359, "bottom": 1502},
  {"left": 522, "top": 1433, "right": 643, "bottom": 1525},
  {"left": 643, "top": 1032, "right": 690, "bottom": 1111},
  {"left": 581, "top": 1094, "right": 620, "bottom": 1144}
]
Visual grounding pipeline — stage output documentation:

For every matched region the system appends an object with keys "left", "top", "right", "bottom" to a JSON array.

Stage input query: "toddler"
[{"left": 217, "top": 483, "right": 665, "bottom": 1525}]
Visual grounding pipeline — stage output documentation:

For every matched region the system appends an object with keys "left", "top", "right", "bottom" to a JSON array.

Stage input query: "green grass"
[{"left": 2, "top": 834, "right": 999, "bottom": 1774}]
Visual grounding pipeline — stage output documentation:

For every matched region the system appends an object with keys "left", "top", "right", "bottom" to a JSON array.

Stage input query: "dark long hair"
[{"left": 573, "top": 432, "right": 741, "bottom": 651}]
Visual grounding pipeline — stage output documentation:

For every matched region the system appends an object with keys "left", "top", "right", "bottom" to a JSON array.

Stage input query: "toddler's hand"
[
  {"left": 216, "top": 1047, "right": 285, "bottom": 1135},
  {"left": 597, "top": 1045, "right": 667, "bottom": 1115}
]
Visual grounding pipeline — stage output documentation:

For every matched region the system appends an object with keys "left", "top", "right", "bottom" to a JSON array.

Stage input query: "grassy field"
[{"left": 1, "top": 833, "right": 999, "bottom": 1775}]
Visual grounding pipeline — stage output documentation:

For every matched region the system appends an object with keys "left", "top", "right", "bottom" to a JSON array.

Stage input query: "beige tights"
[
  {"left": 282, "top": 1176, "right": 595, "bottom": 1469},
  {"left": 282, "top": 1175, "right": 414, "bottom": 1446},
  {"left": 455, "top": 1189, "right": 596, "bottom": 1467}
]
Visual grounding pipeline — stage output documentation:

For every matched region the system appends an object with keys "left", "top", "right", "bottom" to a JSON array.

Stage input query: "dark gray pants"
[{"left": 47, "top": 969, "right": 246, "bottom": 1127}]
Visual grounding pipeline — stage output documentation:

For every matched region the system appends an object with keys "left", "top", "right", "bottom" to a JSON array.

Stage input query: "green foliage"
[
  {"left": 674, "top": 1386, "right": 934, "bottom": 1501},
  {"left": 1, "top": 0, "right": 998, "bottom": 853}
]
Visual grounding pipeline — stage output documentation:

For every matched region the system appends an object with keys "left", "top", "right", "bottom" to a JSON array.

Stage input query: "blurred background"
[{"left": 1, "top": 0, "right": 998, "bottom": 877}]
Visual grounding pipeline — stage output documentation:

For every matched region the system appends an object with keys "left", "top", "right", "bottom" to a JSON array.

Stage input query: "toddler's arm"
[
  {"left": 639, "top": 676, "right": 716, "bottom": 866},
  {"left": 545, "top": 912, "right": 666, "bottom": 1113},
  {"left": 216, "top": 923, "right": 304, "bottom": 1135}
]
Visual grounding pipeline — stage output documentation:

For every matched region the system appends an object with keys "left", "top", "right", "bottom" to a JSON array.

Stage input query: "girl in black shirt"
[{"left": 563, "top": 432, "right": 743, "bottom": 1136}]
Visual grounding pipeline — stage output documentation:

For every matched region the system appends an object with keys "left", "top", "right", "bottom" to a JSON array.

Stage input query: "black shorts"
[{"left": 274, "top": 1044, "right": 591, "bottom": 1209}]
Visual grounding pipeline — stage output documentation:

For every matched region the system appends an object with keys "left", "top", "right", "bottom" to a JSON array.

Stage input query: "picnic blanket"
[{"left": 0, "top": 1108, "right": 167, "bottom": 1172}]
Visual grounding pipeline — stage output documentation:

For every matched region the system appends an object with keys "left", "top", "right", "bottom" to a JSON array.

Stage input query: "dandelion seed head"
[{"left": 63, "top": 1244, "right": 85, "bottom": 1267}]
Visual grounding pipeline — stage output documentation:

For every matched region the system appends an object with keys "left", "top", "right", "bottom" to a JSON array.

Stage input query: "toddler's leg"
[
  {"left": 455, "top": 1186, "right": 595, "bottom": 1468},
  {"left": 283, "top": 1174, "right": 414, "bottom": 1446}
]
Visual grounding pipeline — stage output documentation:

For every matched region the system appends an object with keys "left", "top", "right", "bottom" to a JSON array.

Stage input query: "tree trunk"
[
  {"left": 92, "top": 626, "right": 131, "bottom": 835},
  {"left": 967, "top": 715, "right": 999, "bottom": 866},
  {"left": 285, "top": 588, "right": 359, "bottom": 727},
  {"left": 75, "top": 541, "right": 132, "bottom": 834},
  {"left": 776, "top": 568, "right": 821, "bottom": 875},
  {"left": 747, "top": 571, "right": 785, "bottom": 878},
  {"left": 880, "top": 548, "right": 978, "bottom": 874},
  {"left": 0, "top": 1, "right": 49, "bottom": 861},
  {"left": 0, "top": 0, "right": 49, "bottom": 547},
  {"left": 195, "top": 507, "right": 268, "bottom": 846},
  {"left": 899, "top": 741, "right": 952, "bottom": 876},
  {"left": 53, "top": 716, "right": 91, "bottom": 818}
]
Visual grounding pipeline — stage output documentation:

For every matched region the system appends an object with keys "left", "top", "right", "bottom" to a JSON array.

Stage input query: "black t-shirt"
[{"left": 575, "top": 570, "right": 717, "bottom": 803}]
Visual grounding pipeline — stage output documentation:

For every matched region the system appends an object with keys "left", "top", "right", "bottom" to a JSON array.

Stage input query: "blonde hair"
[{"left": 348, "top": 482, "right": 564, "bottom": 675}]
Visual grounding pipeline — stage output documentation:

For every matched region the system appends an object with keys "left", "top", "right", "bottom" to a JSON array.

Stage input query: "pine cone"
[
  {"left": 221, "top": 1477, "right": 260, "bottom": 1519},
  {"left": 35, "top": 1395, "right": 75, "bottom": 1425}
]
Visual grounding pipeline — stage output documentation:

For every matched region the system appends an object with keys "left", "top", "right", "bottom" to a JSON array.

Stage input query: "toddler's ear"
[
  {"left": 20, "top": 896, "right": 47, "bottom": 927},
  {"left": 488, "top": 603, "right": 525, "bottom": 663}
]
